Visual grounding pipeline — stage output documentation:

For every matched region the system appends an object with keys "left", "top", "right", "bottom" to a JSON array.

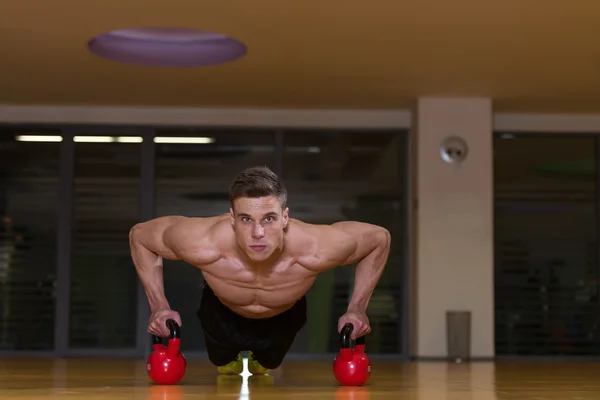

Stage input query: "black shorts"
[{"left": 197, "top": 283, "right": 307, "bottom": 369}]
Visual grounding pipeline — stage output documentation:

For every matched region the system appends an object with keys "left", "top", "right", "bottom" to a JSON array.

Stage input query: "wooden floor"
[{"left": 1, "top": 357, "right": 600, "bottom": 399}]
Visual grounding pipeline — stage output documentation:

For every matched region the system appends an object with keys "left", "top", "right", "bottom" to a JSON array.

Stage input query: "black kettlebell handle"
[
  {"left": 340, "top": 322, "right": 366, "bottom": 349},
  {"left": 152, "top": 318, "right": 180, "bottom": 345}
]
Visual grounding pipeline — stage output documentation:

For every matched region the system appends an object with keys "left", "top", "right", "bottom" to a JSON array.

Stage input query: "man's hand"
[
  {"left": 338, "top": 310, "right": 371, "bottom": 340},
  {"left": 149, "top": 309, "right": 182, "bottom": 337}
]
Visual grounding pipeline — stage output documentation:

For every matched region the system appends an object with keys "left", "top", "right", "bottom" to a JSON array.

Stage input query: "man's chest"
[
  {"left": 199, "top": 258, "right": 317, "bottom": 308},
  {"left": 202, "top": 257, "right": 315, "bottom": 287}
]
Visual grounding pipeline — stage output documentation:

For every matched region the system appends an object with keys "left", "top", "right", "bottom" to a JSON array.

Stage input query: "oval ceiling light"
[{"left": 87, "top": 27, "right": 247, "bottom": 67}]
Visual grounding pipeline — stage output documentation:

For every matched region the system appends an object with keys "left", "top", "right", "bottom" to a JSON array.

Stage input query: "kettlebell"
[
  {"left": 146, "top": 319, "right": 187, "bottom": 385},
  {"left": 333, "top": 323, "right": 372, "bottom": 386}
]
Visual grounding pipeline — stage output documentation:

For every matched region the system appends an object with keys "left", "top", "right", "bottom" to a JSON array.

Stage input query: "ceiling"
[{"left": 3, "top": 0, "right": 600, "bottom": 112}]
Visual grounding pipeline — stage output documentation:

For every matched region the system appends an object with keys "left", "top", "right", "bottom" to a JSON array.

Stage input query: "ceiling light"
[
  {"left": 154, "top": 137, "right": 215, "bottom": 144},
  {"left": 15, "top": 135, "right": 63, "bottom": 142},
  {"left": 87, "top": 27, "right": 247, "bottom": 67}
]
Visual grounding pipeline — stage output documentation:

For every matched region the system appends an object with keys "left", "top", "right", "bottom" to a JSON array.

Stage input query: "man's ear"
[
  {"left": 283, "top": 207, "right": 289, "bottom": 228},
  {"left": 230, "top": 208, "right": 235, "bottom": 227}
]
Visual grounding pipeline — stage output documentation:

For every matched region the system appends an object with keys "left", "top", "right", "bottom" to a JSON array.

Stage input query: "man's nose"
[{"left": 252, "top": 223, "right": 264, "bottom": 238}]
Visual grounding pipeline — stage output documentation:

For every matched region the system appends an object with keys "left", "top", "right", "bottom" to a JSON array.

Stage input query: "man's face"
[{"left": 230, "top": 195, "right": 289, "bottom": 262}]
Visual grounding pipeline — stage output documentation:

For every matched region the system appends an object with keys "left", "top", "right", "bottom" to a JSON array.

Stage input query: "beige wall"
[
  {"left": 2, "top": 104, "right": 600, "bottom": 358},
  {"left": 412, "top": 97, "right": 494, "bottom": 358}
]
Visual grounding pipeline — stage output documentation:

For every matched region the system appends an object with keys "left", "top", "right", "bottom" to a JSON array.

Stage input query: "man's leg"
[
  {"left": 249, "top": 296, "right": 307, "bottom": 374},
  {"left": 202, "top": 328, "right": 244, "bottom": 374},
  {"left": 197, "top": 283, "right": 245, "bottom": 374}
]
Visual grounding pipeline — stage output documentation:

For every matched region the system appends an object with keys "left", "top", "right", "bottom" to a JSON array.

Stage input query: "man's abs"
[{"left": 202, "top": 271, "right": 316, "bottom": 319}]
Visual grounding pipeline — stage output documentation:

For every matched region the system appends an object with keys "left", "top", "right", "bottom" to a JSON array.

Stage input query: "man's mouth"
[{"left": 249, "top": 245, "right": 266, "bottom": 251}]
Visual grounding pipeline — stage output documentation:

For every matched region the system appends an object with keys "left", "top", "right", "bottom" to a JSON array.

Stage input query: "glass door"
[
  {"left": 0, "top": 128, "right": 61, "bottom": 352},
  {"left": 66, "top": 128, "right": 145, "bottom": 353}
]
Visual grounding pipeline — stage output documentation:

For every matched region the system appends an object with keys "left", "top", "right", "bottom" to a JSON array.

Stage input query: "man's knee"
[
  {"left": 252, "top": 356, "right": 283, "bottom": 370},
  {"left": 208, "top": 351, "right": 240, "bottom": 367},
  {"left": 250, "top": 347, "right": 289, "bottom": 370}
]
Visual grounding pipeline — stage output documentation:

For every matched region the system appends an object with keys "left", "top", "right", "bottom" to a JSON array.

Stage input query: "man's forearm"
[
  {"left": 129, "top": 228, "right": 170, "bottom": 312},
  {"left": 347, "top": 228, "right": 391, "bottom": 313}
]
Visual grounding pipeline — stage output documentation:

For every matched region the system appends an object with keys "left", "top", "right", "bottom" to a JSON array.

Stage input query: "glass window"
[
  {"left": 0, "top": 129, "right": 60, "bottom": 350},
  {"left": 155, "top": 129, "right": 277, "bottom": 352},
  {"left": 494, "top": 134, "right": 598, "bottom": 355},
  {"left": 69, "top": 134, "right": 141, "bottom": 349},
  {"left": 282, "top": 130, "right": 408, "bottom": 355}
]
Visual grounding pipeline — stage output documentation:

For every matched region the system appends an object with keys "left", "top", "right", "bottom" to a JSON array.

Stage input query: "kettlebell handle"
[
  {"left": 152, "top": 319, "right": 181, "bottom": 345},
  {"left": 340, "top": 323, "right": 366, "bottom": 349}
]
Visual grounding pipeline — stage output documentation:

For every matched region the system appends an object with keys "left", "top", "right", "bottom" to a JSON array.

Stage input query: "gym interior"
[{"left": 3, "top": 1, "right": 600, "bottom": 399}]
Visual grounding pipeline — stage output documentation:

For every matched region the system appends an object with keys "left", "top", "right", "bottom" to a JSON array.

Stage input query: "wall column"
[{"left": 412, "top": 97, "right": 494, "bottom": 358}]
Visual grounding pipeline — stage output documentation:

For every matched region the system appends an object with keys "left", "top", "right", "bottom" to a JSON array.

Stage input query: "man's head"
[{"left": 229, "top": 166, "right": 289, "bottom": 263}]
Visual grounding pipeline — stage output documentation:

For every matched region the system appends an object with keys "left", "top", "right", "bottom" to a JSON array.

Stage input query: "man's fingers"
[
  {"left": 148, "top": 310, "right": 182, "bottom": 337},
  {"left": 151, "top": 327, "right": 169, "bottom": 337},
  {"left": 338, "top": 315, "right": 371, "bottom": 339},
  {"left": 353, "top": 323, "right": 372, "bottom": 340},
  {"left": 163, "top": 312, "right": 182, "bottom": 329},
  {"left": 348, "top": 320, "right": 362, "bottom": 339},
  {"left": 149, "top": 323, "right": 162, "bottom": 337},
  {"left": 149, "top": 318, "right": 170, "bottom": 337},
  {"left": 174, "top": 314, "right": 182, "bottom": 327}
]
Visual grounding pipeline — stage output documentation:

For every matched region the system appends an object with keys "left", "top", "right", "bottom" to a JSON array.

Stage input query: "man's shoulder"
[
  {"left": 285, "top": 218, "right": 328, "bottom": 244},
  {"left": 163, "top": 214, "right": 232, "bottom": 248},
  {"left": 169, "top": 214, "right": 232, "bottom": 264},
  {"left": 287, "top": 218, "right": 353, "bottom": 239},
  {"left": 286, "top": 219, "right": 356, "bottom": 266},
  {"left": 175, "top": 214, "right": 230, "bottom": 232},
  {"left": 187, "top": 214, "right": 234, "bottom": 242}
]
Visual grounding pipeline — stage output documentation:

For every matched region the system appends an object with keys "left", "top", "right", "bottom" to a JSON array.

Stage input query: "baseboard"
[
  {"left": 496, "top": 355, "right": 600, "bottom": 362},
  {"left": 410, "top": 356, "right": 496, "bottom": 362}
]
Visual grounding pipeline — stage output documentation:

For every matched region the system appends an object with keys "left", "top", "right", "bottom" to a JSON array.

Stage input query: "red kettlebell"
[
  {"left": 146, "top": 319, "right": 186, "bottom": 385},
  {"left": 333, "top": 323, "right": 372, "bottom": 386}
]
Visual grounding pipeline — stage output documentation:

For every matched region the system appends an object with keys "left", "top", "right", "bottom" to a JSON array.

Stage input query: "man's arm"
[
  {"left": 129, "top": 216, "right": 187, "bottom": 313},
  {"left": 305, "top": 221, "right": 391, "bottom": 339},
  {"left": 129, "top": 215, "right": 221, "bottom": 334},
  {"left": 327, "top": 221, "right": 392, "bottom": 314}
]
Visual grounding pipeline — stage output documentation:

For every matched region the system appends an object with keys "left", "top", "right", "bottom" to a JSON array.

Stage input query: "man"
[{"left": 129, "top": 166, "right": 391, "bottom": 375}]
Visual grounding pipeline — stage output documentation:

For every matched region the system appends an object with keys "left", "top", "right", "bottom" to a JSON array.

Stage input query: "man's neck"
[{"left": 240, "top": 243, "right": 285, "bottom": 272}]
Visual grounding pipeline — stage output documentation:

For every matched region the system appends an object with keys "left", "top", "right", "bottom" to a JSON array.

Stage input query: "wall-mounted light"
[
  {"left": 116, "top": 136, "right": 144, "bottom": 143},
  {"left": 15, "top": 135, "right": 63, "bottom": 142},
  {"left": 74, "top": 136, "right": 119, "bottom": 143},
  {"left": 154, "top": 137, "right": 215, "bottom": 144},
  {"left": 15, "top": 135, "right": 215, "bottom": 144}
]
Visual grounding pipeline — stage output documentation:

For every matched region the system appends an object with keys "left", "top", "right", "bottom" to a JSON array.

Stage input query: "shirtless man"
[{"left": 129, "top": 166, "right": 391, "bottom": 375}]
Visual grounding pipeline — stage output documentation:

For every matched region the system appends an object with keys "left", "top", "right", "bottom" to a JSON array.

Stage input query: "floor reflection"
[
  {"left": 215, "top": 357, "right": 275, "bottom": 398},
  {"left": 334, "top": 386, "right": 371, "bottom": 400},
  {"left": 146, "top": 385, "right": 185, "bottom": 400}
]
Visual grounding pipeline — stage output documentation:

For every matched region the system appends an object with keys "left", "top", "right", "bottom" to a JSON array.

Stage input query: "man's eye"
[
  {"left": 265, "top": 217, "right": 274, "bottom": 222},
  {"left": 242, "top": 217, "right": 251, "bottom": 222}
]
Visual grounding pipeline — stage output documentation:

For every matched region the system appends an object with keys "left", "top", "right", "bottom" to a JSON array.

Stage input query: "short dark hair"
[{"left": 229, "top": 166, "right": 287, "bottom": 208}]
